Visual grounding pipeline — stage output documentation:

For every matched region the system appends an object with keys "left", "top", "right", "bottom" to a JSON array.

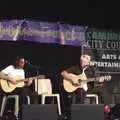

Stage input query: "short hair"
[
  {"left": 80, "top": 54, "right": 91, "bottom": 61},
  {"left": 15, "top": 56, "right": 25, "bottom": 61},
  {"left": 13, "top": 56, "right": 25, "bottom": 65}
]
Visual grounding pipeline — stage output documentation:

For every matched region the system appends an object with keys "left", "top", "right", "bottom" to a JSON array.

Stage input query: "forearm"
[
  {"left": 0, "top": 72, "right": 11, "bottom": 81},
  {"left": 61, "top": 71, "right": 74, "bottom": 83}
]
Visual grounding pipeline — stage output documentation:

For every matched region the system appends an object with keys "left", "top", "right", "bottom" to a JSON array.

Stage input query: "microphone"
[
  {"left": 25, "top": 60, "right": 36, "bottom": 67},
  {"left": 25, "top": 60, "right": 31, "bottom": 65},
  {"left": 25, "top": 60, "right": 38, "bottom": 69}
]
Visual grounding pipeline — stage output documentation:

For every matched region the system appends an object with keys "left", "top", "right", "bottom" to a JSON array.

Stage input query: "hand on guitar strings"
[
  {"left": 72, "top": 80, "right": 80, "bottom": 86},
  {"left": 9, "top": 78, "right": 17, "bottom": 84}
]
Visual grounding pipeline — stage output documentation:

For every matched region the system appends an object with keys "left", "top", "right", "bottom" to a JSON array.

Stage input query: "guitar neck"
[
  {"left": 87, "top": 76, "right": 110, "bottom": 82},
  {"left": 17, "top": 77, "right": 37, "bottom": 82},
  {"left": 87, "top": 77, "right": 100, "bottom": 82},
  {"left": 17, "top": 75, "right": 46, "bottom": 82}
]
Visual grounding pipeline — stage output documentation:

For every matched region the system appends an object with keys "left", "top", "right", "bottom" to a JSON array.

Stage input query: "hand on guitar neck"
[{"left": 98, "top": 75, "right": 111, "bottom": 82}]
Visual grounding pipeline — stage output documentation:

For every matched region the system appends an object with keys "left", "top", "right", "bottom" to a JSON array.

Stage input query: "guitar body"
[
  {"left": 0, "top": 79, "right": 22, "bottom": 93},
  {"left": 63, "top": 73, "right": 87, "bottom": 93},
  {"left": 63, "top": 79, "right": 80, "bottom": 93},
  {"left": 0, "top": 75, "right": 43, "bottom": 93},
  {"left": 63, "top": 73, "right": 111, "bottom": 93}
]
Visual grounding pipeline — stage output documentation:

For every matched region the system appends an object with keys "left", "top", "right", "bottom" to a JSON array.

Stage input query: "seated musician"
[
  {"left": 0, "top": 56, "right": 38, "bottom": 116},
  {"left": 61, "top": 54, "right": 106, "bottom": 120}
]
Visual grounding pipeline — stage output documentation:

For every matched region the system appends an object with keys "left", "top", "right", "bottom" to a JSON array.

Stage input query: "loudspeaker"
[
  {"left": 71, "top": 104, "right": 104, "bottom": 120},
  {"left": 22, "top": 104, "right": 58, "bottom": 120}
]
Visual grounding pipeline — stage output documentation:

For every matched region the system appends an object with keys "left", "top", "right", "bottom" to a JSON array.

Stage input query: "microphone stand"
[
  {"left": 35, "top": 66, "right": 39, "bottom": 93},
  {"left": 94, "top": 64, "right": 98, "bottom": 89},
  {"left": 27, "top": 63, "right": 40, "bottom": 75}
]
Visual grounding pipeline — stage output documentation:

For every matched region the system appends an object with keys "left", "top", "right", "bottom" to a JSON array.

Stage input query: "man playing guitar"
[
  {"left": 61, "top": 54, "right": 111, "bottom": 120},
  {"left": 0, "top": 56, "right": 38, "bottom": 117}
]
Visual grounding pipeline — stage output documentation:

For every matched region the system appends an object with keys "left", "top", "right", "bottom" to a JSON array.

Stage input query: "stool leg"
[
  {"left": 0, "top": 96, "right": 7, "bottom": 117},
  {"left": 41, "top": 95, "right": 45, "bottom": 104},
  {"left": 27, "top": 96, "right": 30, "bottom": 104},
  {"left": 52, "top": 97, "right": 54, "bottom": 104},
  {"left": 72, "top": 95, "right": 76, "bottom": 104},
  {"left": 96, "top": 95, "right": 99, "bottom": 104},
  {"left": 56, "top": 95, "right": 61, "bottom": 115},
  {"left": 14, "top": 96, "right": 19, "bottom": 119}
]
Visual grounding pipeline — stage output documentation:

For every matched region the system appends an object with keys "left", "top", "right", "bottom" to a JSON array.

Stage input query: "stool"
[
  {"left": 0, "top": 95, "right": 30, "bottom": 119},
  {"left": 86, "top": 94, "right": 99, "bottom": 104},
  {"left": 41, "top": 94, "right": 61, "bottom": 115}
]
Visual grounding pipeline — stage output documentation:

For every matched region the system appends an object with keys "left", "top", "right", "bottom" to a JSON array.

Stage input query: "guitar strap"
[
  {"left": 82, "top": 67, "right": 86, "bottom": 75},
  {"left": 82, "top": 69, "right": 85, "bottom": 74}
]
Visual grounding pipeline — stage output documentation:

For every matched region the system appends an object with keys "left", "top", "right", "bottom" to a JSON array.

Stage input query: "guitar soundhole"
[{"left": 78, "top": 79, "right": 81, "bottom": 83}]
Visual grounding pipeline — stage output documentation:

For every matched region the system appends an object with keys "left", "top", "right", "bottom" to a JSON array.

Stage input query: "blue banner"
[{"left": 0, "top": 19, "right": 88, "bottom": 46}]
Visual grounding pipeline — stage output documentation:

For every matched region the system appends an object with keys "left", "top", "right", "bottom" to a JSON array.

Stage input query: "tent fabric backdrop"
[{"left": 0, "top": 19, "right": 88, "bottom": 47}]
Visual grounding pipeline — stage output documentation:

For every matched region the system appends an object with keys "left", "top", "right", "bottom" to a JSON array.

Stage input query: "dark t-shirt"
[
  {"left": 65, "top": 64, "right": 96, "bottom": 79},
  {"left": 65, "top": 64, "right": 101, "bottom": 91}
]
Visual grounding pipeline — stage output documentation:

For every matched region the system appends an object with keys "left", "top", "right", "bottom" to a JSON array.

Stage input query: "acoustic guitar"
[
  {"left": 63, "top": 73, "right": 111, "bottom": 93},
  {"left": 0, "top": 75, "right": 44, "bottom": 93}
]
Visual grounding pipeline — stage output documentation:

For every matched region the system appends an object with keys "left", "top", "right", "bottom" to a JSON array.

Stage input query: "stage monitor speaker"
[
  {"left": 22, "top": 104, "right": 58, "bottom": 120},
  {"left": 71, "top": 104, "right": 104, "bottom": 120}
]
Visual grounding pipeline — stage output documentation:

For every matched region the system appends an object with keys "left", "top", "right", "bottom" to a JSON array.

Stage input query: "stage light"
[{"left": 104, "top": 104, "right": 111, "bottom": 114}]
